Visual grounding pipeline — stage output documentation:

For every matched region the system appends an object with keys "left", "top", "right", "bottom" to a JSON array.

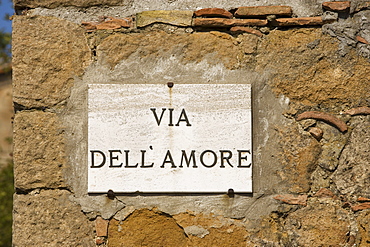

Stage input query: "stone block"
[
  {"left": 284, "top": 199, "right": 350, "bottom": 246},
  {"left": 13, "top": 190, "right": 95, "bottom": 246},
  {"left": 108, "top": 209, "right": 188, "bottom": 246},
  {"left": 12, "top": 16, "right": 91, "bottom": 109},
  {"left": 193, "top": 18, "right": 268, "bottom": 27},
  {"left": 194, "top": 8, "right": 233, "bottom": 18},
  {"left": 234, "top": 6, "right": 292, "bottom": 18},
  {"left": 322, "top": 1, "right": 351, "bottom": 12},
  {"left": 96, "top": 31, "right": 257, "bottom": 70},
  {"left": 136, "top": 10, "right": 193, "bottom": 27},
  {"left": 13, "top": 111, "right": 66, "bottom": 190}
]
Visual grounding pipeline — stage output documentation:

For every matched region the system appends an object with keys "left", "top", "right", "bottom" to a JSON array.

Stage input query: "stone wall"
[{"left": 12, "top": 0, "right": 370, "bottom": 246}]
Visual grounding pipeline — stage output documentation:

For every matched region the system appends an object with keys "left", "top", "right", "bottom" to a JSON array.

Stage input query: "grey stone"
[
  {"left": 332, "top": 116, "right": 370, "bottom": 202},
  {"left": 184, "top": 225, "right": 210, "bottom": 238}
]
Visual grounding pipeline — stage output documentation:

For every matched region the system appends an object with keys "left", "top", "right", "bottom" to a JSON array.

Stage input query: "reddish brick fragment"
[
  {"left": 344, "top": 106, "right": 370, "bottom": 115},
  {"left": 322, "top": 1, "right": 351, "bottom": 11},
  {"left": 96, "top": 17, "right": 132, "bottom": 30},
  {"left": 194, "top": 8, "right": 233, "bottom": 19},
  {"left": 275, "top": 17, "right": 332, "bottom": 26},
  {"left": 95, "top": 237, "right": 105, "bottom": 245},
  {"left": 230, "top": 26, "right": 263, "bottom": 37},
  {"left": 95, "top": 216, "right": 109, "bottom": 237},
  {"left": 274, "top": 194, "right": 308, "bottom": 206},
  {"left": 193, "top": 18, "right": 268, "bottom": 27},
  {"left": 314, "top": 188, "right": 336, "bottom": 199},
  {"left": 351, "top": 202, "right": 370, "bottom": 212},
  {"left": 308, "top": 127, "right": 323, "bottom": 141},
  {"left": 81, "top": 21, "right": 97, "bottom": 30},
  {"left": 356, "top": 36, "right": 369, "bottom": 44},
  {"left": 357, "top": 197, "right": 370, "bottom": 202},
  {"left": 235, "top": 6, "right": 292, "bottom": 18},
  {"left": 296, "top": 111, "right": 348, "bottom": 133}
]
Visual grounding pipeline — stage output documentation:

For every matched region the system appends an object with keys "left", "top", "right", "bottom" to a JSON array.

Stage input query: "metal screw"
[
  {"left": 167, "top": 82, "right": 174, "bottom": 88},
  {"left": 227, "top": 188, "right": 235, "bottom": 198},
  {"left": 107, "top": 189, "right": 115, "bottom": 200}
]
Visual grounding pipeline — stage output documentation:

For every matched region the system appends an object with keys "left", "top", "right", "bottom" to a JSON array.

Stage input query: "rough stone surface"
[
  {"left": 13, "top": 111, "right": 66, "bottom": 191},
  {"left": 257, "top": 28, "right": 370, "bottom": 109},
  {"left": 194, "top": 8, "right": 233, "bottom": 18},
  {"left": 108, "top": 209, "right": 188, "bottom": 247},
  {"left": 96, "top": 31, "right": 259, "bottom": 70},
  {"left": 323, "top": 10, "right": 370, "bottom": 58},
  {"left": 332, "top": 117, "right": 370, "bottom": 202},
  {"left": 174, "top": 212, "right": 249, "bottom": 246},
  {"left": 136, "top": 10, "right": 193, "bottom": 27},
  {"left": 356, "top": 210, "right": 370, "bottom": 245},
  {"left": 283, "top": 198, "right": 351, "bottom": 246},
  {"left": 13, "top": 190, "right": 95, "bottom": 246},
  {"left": 235, "top": 6, "right": 293, "bottom": 17},
  {"left": 277, "top": 124, "right": 321, "bottom": 193},
  {"left": 315, "top": 120, "right": 349, "bottom": 172},
  {"left": 12, "top": 16, "right": 91, "bottom": 109}
]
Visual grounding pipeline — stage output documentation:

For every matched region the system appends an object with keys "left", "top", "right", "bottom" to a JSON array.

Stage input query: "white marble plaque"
[{"left": 88, "top": 84, "right": 252, "bottom": 193}]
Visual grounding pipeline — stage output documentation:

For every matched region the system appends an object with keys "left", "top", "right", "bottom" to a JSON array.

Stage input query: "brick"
[
  {"left": 308, "top": 127, "right": 323, "bottom": 141},
  {"left": 95, "top": 216, "right": 109, "bottom": 237},
  {"left": 274, "top": 17, "right": 330, "bottom": 26},
  {"left": 96, "top": 17, "right": 132, "bottom": 30},
  {"left": 82, "top": 21, "right": 98, "bottom": 30},
  {"left": 314, "top": 188, "right": 336, "bottom": 198},
  {"left": 351, "top": 202, "right": 370, "bottom": 212},
  {"left": 136, "top": 10, "right": 193, "bottom": 27},
  {"left": 234, "top": 6, "right": 292, "bottom": 18},
  {"left": 356, "top": 35, "right": 369, "bottom": 44},
  {"left": 322, "top": 1, "right": 350, "bottom": 11},
  {"left": 193, "top": 18, "right": 268, "bottom": 27},
  {"left": 194, "top": 8, "right": 233, "bottom": 18},
  {"left": 230, "top": 26, "right": 263, "bottom": 37},
  {"left": 358, "top": 197, "right": 370, "bottom": 202},
  {"left": 273, "top": 194, "right": 308, "bottom": 206}
]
